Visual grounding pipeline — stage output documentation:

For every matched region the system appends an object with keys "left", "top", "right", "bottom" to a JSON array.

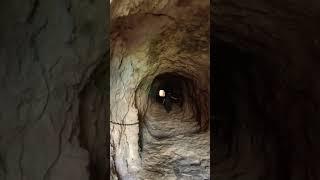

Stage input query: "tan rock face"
[{"left": 110, "top": 0, "right": 210, "bottom": 179}]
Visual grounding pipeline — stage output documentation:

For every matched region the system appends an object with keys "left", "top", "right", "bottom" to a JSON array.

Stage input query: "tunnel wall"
[
  {"left": 110, "top": 0, "right": 209, "bottom": 179},
  {"left": 212, "top": 0, "right": 320, "bottom": 179},
  {"left": 0, "top": 0, "right": 107, "bottom": 179},
  {"left": 2, "top": 0, "right": 319, "bottom": 179}
]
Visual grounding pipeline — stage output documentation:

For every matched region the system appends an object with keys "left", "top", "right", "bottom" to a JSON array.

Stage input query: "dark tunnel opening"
[
  {"left": 137, "top": 70, "right": 210, "bottom": 178},
  {"left": 137, "top": 70, "right": 210, "bottom": 153},
  {"left": 143, "top": 72, "right": 203, "bottom": 139},
  {"left": 150, "top": 73, "right": 186, "bottom": 111}
]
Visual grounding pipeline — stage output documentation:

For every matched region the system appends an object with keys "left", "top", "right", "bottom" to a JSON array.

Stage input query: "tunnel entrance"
[
  {"left": 137, "top": 71, "right": 210, "bottom": 179},
  {"left": 151, "top": 73, "right": 186, "bottom": 112},
  {"left": 143, "top": 72, "right": 201, "bottom": 139}
]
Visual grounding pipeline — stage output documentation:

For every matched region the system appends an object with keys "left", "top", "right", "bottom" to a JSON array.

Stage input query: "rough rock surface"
[
  {"left": 110, "top": 0, "right": 210, "bottom": 179},
  {"left": 0, "top": 0, "right": 107, "bottom": 179},
  {"left": 212, "top": 0, "right": 320, "bottom": 179}
]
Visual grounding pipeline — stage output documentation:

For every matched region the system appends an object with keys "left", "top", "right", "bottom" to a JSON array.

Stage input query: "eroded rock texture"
[
  {"left": 110, "top": 0, "right": 210, "bottom": 179},
  {"left": 0, "top": 0, "right": 107, "bottom": 179},
  {"left": 212, "top": 0, "right": 320, "bottom": 180}
]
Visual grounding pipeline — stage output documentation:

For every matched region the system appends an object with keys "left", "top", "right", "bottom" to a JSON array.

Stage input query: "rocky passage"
[
  {"left": 2, "top": 0, "right": 320, "bottom": 179},
  {"left": 110, "top": 0, "right": 210, "bottom": 179},
  {"left": 139, "top": 73, "right": 209, "bottom": 179}
]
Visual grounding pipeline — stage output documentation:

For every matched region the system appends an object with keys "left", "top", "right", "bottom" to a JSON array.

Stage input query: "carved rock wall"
[{"left": 110, "top": 0, "right": 210, "bottom": 179}]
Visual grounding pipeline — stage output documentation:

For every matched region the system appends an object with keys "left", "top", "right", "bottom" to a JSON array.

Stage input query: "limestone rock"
[{"left": 110, "top": 0, "right": 210, "bottom": 179}]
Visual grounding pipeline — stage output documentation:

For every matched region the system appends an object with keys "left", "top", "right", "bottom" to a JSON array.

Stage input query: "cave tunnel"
[
  {"left": 150, "top": 73, "right": 185, "bottom": 109},
  {"left": 143, "top": 72, "right": 205, "bottom": 140},
  {"left": 212, "top": 36, "right": 277, "bottom": 180},
  {"left": 110, "top": 0, "right": 210, "bottom": 179},
  {"left": 212, "top": 0, "right": 320, "bottom": 178},
  {"left": 1, "top": 0, "right": 320, "bottom": 179},
  {"left": 136, "top": 71, "right": 210, "bottom": 178}
]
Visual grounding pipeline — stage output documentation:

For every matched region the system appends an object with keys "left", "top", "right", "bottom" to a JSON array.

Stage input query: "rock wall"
[
  {"left": 0, "top": 0, "right": 107, "bottom": 179},
  {"left": 212, "top": 0, "right": 320, "bottom": 179},
  {"left": 2, "top": 0, "right": 319, "bottom": 179},
  {"left": 110, "top": 0, "right": 210, "bottom": 179}
]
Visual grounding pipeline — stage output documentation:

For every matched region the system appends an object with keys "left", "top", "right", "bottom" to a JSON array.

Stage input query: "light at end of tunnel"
[{"left": 159, "top": 90, "right": 165, "bottom": 97}]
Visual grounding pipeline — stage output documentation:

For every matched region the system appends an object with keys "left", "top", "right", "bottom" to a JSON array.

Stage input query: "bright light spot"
[{"left": 159, "top": 90, "right": 165, "bottom": 97}]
